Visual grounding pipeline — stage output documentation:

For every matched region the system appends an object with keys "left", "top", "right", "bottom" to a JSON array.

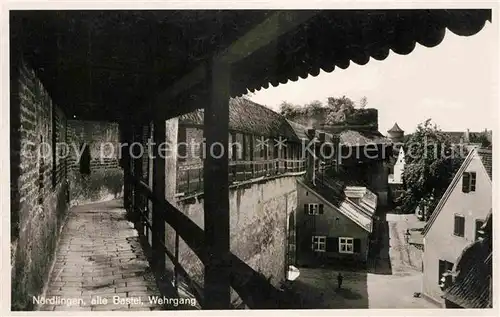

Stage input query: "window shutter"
[
  {"left": 462, "top": 172, "right": 470, "bottom": 193},
  {"left": 326, "top": 237, "right": 338, "bottom": 252},
  {"left": 319, "top": 204, "right": 324, "bottom": 214},
  {"left": 454, "top": 216, "right": 459, "bottom": 236},
  {"left": 304, "top": 204, "right": 308, "bottom": 214},
  {"left": 459, "top": 217, "right": 465, "bottom": 237},
  {"left": 353, "top": 239, "right": 361, "bottom": 253},
  {"left": 470, "top": 172, "right": 477, "bottom": 191},
  {"left": 454, "top": 216, "right": 465, "bottom": 237}
]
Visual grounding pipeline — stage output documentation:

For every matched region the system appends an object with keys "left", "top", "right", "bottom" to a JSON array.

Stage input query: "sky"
[{"left": 249, "top": 21, "right": 498, "bottom": 135}]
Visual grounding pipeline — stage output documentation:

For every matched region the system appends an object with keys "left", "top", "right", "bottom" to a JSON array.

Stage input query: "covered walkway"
[
  {"left": 39, "top": 200, "right": 164, "bottom": 311},
  {"left": 10, "top": 9, "right": 491, "bottom": 310}
]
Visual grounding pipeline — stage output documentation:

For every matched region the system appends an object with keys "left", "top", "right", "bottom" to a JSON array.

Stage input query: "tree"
[
  {"left": 326, "top": 96, "right": 355, "bottom": 112},
  {"left": 279, "top": 96, "right": 362, "bottom": 125},
  {"left": 279, "top": 101, "right": 300, "bottom": 118},
  {"left": 398, "top": 119, "right": 467, "bottom": 218},
  {"left": 469, "top": 132, "right": 492, "bottom": 148},
  {"left": 304, "top": 100, "right": 325, "bottom": 116},
  {"left": 325, "top": 96, "right": 356, "bottom": 124}
]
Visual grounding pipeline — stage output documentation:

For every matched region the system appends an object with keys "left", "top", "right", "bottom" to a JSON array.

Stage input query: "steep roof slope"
[
  {"left": 422, "top": 149, "right": 476, "bottom": 236},
  {"left": 179, "top": 97, "right": 300, "bottom": 142},
  {"left": 443, "top": 212, "right": 492, "bottom": 308}
]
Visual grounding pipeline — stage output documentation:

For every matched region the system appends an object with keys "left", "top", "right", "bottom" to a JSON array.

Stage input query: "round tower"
[{"left": 387, "top": 122, "right": 405, "bottom": 143}]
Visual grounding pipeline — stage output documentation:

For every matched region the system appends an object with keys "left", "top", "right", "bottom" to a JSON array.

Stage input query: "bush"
[{"left": 68, "top": 168, "right": 123, "bottom": 205}]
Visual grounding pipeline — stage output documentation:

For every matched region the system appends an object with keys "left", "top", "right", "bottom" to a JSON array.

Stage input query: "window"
[
  {"left": 305, "top": 203, "right": 324, "bottom": 215},
  {"left": 312, "top": 236, "right": 326, "bottom": 252},
  {"left": 453, "top": 214, "right": 465, "bottom": 237},
  {"left": 475, "top": 219, "right": 485, "bottom": 240},
  {"left": 339, "top": 237, "right": 354, "bottom": 254},
  {"left": 462, "top": 172, "right": 477, "bottom": 193},
  {"left": 438, "top": 260, "right": 454, "bottom": 285}
]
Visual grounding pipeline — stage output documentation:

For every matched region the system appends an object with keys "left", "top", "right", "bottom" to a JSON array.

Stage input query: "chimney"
[
  {"left": 465, "top": 129, "right": 470, "bottom": 143},
  {"left": 319, "top": 132, "right": 326, "bottom": 143},
  {"left": 307, "top": 128, "right": 316, "bottom": 139}
]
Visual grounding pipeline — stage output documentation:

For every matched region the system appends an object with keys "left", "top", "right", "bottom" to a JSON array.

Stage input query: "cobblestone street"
[
  {"left": 38, "top": 200, "right": 164, "bottom": 311},
  {"left": 291, "top": 211, "right": 437, "bottom": 309}
]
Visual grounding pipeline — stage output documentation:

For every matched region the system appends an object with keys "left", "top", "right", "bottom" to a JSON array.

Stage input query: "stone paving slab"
[{"left": 38, "top": 200, "right": 164, "bottom": 311}]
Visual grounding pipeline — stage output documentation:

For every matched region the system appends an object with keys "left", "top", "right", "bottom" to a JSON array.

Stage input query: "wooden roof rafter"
[{"left": 10, "top": 9, "right": 492, "bottom": 122}]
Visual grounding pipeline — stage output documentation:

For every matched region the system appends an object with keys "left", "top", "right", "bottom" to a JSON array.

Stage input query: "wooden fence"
[{"left": 177, "top": 158, "right": 306, "bottom": 196}]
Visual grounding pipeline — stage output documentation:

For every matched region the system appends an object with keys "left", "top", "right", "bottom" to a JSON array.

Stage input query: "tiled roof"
[
  {"left": 338, "top": 129, "right": 391, "bottom": 146},
  {"left": 304, "top": 176, "right": 346, "bottom": 207},
  {"left": 443, "top": 211, "right": 492, "bottom": 308},
  {"left": 443, "top": 240, "right": 492, "bottom": 308},
  {"left": 287, "top": 119, "right": 390, "bottom": 146},
  {"left": 477, "top": 148, "right": 492, "bottom": 180},
  {"left": 286, "top": 119, "right": 310, "bottom": 141},
  {"left": 388, "top": 123, "right": 404, "bottom": 133},
  {"left": 328, "top": 167, "right": 370, "bottom": 188},
  {"left": 179, "top": 97, "right": 300, "bottom": 141},
  {"left": 441, "top": 131, "right": 488, "bottom": 144},
  {"left": 299, "top": 178, "right": 374, "bottom": 233}
]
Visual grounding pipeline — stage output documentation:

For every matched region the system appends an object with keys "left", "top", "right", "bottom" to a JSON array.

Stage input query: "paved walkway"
[{"left": 39, "top": 200, "right": 163, "bottom": 311}]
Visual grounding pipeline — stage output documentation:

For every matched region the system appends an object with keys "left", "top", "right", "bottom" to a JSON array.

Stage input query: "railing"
[
  {"left": 126, "top": 174, "right": 302, "bottom": 309},
  {"left": 177, "top": 159, "right": 306, "bottom": 196}
]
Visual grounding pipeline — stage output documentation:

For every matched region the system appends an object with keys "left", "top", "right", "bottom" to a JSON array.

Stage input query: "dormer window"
[{"left": 461, "top": 172, "right": 476, "bottom": 193}]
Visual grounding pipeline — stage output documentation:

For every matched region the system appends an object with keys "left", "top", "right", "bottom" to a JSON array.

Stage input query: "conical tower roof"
[{"left": 388, "top": 122, "right": 404, "bottom": 133}]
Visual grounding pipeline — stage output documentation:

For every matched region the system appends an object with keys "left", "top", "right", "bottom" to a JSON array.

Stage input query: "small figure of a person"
[{"left": 337, "top": 272, "right": 343, "bottom": 289}]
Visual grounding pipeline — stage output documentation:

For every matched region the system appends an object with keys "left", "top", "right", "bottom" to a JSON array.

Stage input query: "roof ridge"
[
  {"left": 233, "top": 96, "right": 280, "bottom": 116},
  {"left": 422, "top": 149, "right": 477, "bottom": 236}
]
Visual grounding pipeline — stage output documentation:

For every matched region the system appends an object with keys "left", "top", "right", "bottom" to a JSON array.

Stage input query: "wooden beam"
[
  {"left": 218, "top": 11, "right": 318, "bottom": 64},
  {"left": 203, "top": 59, "right": 231, "bottom": 309},
  {"left": 120, "top": 120, "right": 133, "bottom": 212},
  {"left": 152, "top": 118, "right": 166, "bottom": 272},
  {"left": 132, "top": 125, "right": 144, "bottom": 235},
  {"left": 154, "top": 11, "right": 318, "bottom": 116}
]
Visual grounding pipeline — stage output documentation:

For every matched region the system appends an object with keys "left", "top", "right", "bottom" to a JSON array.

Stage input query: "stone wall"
[
  {"left": 169, "top": 176, "right": 298, "bottom": 306},
  {"left": 11, "top": 61, "right": 70, "bottom": 310},
  {"left": 66, "top": 120, "right": 123, "bottom": 205},
  {"left": 288, "top": 108, "right": 379, "bottom": 131}
]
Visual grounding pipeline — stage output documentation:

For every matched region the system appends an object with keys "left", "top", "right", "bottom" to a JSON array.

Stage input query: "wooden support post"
[
  {"left": 152, "top": 118, "right": 166, "bottom": 272},
  {"left": 204, "top": 60, "right": 231, "bottom": 309},
  {"left": 133, "top": 125, "right": 143, "bottom": 218},
  {"left": 250, "top": 136, "right": 255, "bottom": 178},
  {"left": 242, "top": 134, "right": 248, "bottom": 181},
  {"left": 121, "top": 121, "right": 132, "bottom": 212}
]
